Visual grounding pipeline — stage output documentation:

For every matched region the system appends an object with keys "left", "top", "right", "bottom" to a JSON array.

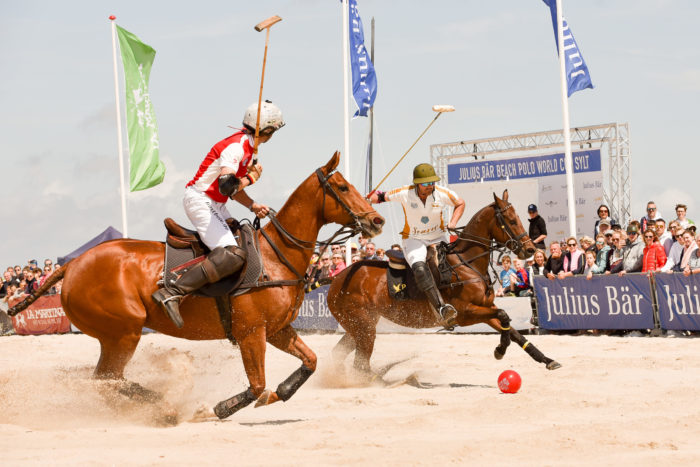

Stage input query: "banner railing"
[{"left": 534, "top": 272, "right": 700, "bottom": 331}]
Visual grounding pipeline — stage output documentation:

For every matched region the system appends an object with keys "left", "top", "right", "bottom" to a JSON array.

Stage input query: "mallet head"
[
  {"left": 255, "top": 15, "right": 282, "bottom": 32},
  {"left": 432, "top": 105, "right": 455, "bottom": 113}
]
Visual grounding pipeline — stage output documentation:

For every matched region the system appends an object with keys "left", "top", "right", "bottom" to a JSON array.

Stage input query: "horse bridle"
[{"left": 493, "top": 202, "right": 529, "bottom": 256}]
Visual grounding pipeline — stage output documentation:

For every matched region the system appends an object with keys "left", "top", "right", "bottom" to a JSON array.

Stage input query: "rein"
[
  {"left": 255, "top": 167, "right": 370, "bottom": 289},
  {"left": 442, "top": 201, "right": 529, "bottom": 289}
]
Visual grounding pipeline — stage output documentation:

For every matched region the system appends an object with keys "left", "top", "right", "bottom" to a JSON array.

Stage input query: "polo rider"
[
  {"left": 368, "top": 163, "right": 466, "bottom": 327},
  {"left": 152, "top": 100, "right": 285, "bottom": 328}
]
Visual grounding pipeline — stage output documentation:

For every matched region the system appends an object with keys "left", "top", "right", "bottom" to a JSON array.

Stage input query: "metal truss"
[{"left": 430, "top": 122, "right": 631, "bottom": 225}]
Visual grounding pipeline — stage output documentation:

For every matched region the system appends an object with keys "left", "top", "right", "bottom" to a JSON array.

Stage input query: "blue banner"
[
  {"left": 447, "top": 149, "right": 600, "bottom": 184},
  {"left": 348, "top": 0, "right": 377, "bottom": 117},
  {"left": 534, "top": 274, "right": 655, "bottom": 330},
  {"left": 654, "top": 273, "right": 700, "bottom": 331},
  {"left": 542, "top": 0, "right": 594, "bottom": 97},
  {"left": 292, "top": 284, "right": 339, "bottom": 331}
]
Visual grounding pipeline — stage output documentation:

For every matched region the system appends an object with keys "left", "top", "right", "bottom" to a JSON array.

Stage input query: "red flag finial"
[{"left": 109, "top": 15, "right": 116, "bottom": 21}]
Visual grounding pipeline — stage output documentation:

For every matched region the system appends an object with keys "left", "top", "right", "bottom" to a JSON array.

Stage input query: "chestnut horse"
[
  {"left": 10, "top": 152, "right": 384, "bottom": 419},
  {"left": 328, "top": 190, "right": 560, "bottom": 376}
]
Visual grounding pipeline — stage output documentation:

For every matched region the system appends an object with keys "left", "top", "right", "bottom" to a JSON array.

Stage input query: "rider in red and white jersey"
[{"left": 152, "top": 100, "right": 284, "bottom": 328}]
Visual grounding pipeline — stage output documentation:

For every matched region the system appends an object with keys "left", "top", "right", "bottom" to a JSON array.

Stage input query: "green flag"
[{"left": 116, "top": 25, "right": 165, "bottom": 192}]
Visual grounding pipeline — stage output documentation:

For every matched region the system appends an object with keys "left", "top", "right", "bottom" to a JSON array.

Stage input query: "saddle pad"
[
  {"left": 386, "top": 265, "right": 421, "bottom": 301},
  {"left": 163, "top": 223, "right": 263, "bottom": 298}
]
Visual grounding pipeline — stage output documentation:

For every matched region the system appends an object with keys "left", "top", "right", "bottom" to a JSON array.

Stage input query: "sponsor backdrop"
[
  {"left": 655, "top": 273, "right": 700, "bottom": 331},
  {"left": 9, "top": 294, "right": 71, "bottom": 335},
  {"left": 447, "top": 149, "right": 603, "bottom": 239},
  {"left": 534, "top": 274, "right": 657, "bottom": 330}
]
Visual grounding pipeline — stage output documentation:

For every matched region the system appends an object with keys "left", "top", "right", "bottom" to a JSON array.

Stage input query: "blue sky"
[{"left": 1, "top": 0, "right": 698, "bottom": 266}]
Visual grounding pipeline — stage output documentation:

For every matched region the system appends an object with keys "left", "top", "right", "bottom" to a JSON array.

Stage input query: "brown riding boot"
[
  {"left": 411, "top": 261, "right": 458, "bottom": 329},
  {"left": 152, "top": 245, "right": 247, "bottom": 328}
]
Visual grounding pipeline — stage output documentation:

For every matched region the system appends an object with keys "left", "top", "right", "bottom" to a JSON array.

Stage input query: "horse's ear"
[
  {"left": 323, "top": 151, "right": 341, "bottom": 174},
  {"left": 502, "top": 189, "right": 509, "bottom": 201},
  {"left": 493, "top": 192, "right": 500, "bottom": 204}
]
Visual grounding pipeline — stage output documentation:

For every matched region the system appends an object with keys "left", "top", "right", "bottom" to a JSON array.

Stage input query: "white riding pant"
[
  {"left": 402, "top": 234, "right": 447, "bottom": 267},
  {"left": 183, "top": 187, "right": 237, "bottom": 250}
]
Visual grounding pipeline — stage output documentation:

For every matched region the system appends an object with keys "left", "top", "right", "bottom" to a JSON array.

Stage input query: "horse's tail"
[{"left": 7, "top": 265, "right": 67, "bottom": 317}]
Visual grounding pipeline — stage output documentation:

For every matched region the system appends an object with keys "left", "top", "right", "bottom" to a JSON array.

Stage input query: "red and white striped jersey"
[
  {"left": 186, "top": 132, "right": 254, "bottom": 203},
  {"left": 387, "top": 185, "right": 461, "bottom": 241}
]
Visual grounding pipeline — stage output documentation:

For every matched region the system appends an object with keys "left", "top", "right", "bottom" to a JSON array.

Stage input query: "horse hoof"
[
  {"left": 546, "top": 361, "right": 562, "bottom": 370},
  {"left": 254, "top": 389, "right": 279, "bottom": 407},
  {"left": 494, "top": 348, "right": 505, "bottom": 360}
]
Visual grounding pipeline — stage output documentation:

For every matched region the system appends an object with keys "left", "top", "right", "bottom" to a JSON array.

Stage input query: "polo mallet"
[
  {"left": 367, "top": 105, "right": 455, "bottom": 197},
  {"left": 252, "top": 15, "right": 282, "bottom": 164}
]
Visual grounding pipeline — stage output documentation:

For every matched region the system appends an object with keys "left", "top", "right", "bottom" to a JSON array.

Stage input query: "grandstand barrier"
[{"left": 534, "top": 272, "right": 700, "bottom": 331}]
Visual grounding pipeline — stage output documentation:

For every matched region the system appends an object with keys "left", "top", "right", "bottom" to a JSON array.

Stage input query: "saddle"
[
  {"left": 162, "top": 218, "right": 263, "bottom": 298},
  {"left": 384, "top": 244, "right": 453, "bottom": 300}
]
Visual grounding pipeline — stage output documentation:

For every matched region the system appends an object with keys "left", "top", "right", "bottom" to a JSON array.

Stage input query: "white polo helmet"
[{"left": 243, "top": 100, "right": 285, "bottom": 133}]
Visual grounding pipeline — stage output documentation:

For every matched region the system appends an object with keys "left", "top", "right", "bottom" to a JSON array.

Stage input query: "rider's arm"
[{"left": 448, "top": 197, "right": 465, "bottom": 230}]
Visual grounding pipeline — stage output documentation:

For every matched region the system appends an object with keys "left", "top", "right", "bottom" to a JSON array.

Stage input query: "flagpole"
[
  {"left": 342, "top": 0, "right": 352, "bottom": 266},
  {"left": 109, "top": 15, "right": 128, "bottom": 238},
  {"left": 555, "top": 0, "right": 576, "bottom": 238}
]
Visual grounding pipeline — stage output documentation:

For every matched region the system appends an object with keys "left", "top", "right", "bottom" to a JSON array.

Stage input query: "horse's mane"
[{"left": 459, "top": 201, "right": 496, "bottom": 239}]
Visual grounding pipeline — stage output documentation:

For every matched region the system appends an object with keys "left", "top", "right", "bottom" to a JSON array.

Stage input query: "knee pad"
[{"left": 203, "top": 246, "right": 248, "bottom": 282}]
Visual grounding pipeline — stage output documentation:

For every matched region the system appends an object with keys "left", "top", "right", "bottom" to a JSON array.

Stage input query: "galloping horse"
[
  {"left": 10, "top": 152, "right": 384, "bottom": 419},
  {"left": 328, "top": 190, "right": 560, "bottom": 375}
]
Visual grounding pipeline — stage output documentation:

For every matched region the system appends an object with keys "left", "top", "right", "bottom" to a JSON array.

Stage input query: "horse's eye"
[{"left": 338, "top": 185, "right": 349, "bottom": 192}]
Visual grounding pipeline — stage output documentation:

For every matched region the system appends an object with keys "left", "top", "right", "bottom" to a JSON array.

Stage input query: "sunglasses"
[
  {"left": 567, "top": 243, "right": 577, "bottom": 247},
  {"left": 419, "top": 182, "right": 435, "bottom": 187},
  {"left": 647, "top": 208, "right": 656, "bottom": 212},
  {"left": 596, "top": 241, "right": 604, "bottom": 245},
  {"left": 599, "top": 210, "right": 608, "bottom": 213},
  {"left": 644, "top": 235, "right": 654, "bottom": 239}
]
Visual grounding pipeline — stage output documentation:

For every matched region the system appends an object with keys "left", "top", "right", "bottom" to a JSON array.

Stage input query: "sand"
[{"left": 1, "top": 331, "right": 700, "bottom": 466}]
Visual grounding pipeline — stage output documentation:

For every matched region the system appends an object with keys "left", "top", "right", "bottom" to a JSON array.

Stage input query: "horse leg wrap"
[
  {"left": 276, "top": 365, "right": 314, "bottom": 402},
  {"left": 496, "top": 309, "right": 511, "bottom": 353},
  {"left": 522, "top": 340, "right": 550, "bottom": 364},
  {"left": 213, "top": 388, "right": 256, "bottom": 419}
]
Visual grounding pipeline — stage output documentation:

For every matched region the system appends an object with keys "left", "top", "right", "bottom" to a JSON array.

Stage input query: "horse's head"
[
  {"left": 488, "top": 190, "right": 537, "bottom": 259},
  {"left": 316, "top": 152, "right": 384, "bottom": 238}
]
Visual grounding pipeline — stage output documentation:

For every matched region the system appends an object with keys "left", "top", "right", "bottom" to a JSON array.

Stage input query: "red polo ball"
[{"left": 498, "top": 370, "right": 522, "bottom": 394}]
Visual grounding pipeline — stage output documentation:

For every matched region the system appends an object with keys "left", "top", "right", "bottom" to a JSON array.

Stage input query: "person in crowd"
[
  {"left": 544, "top": 242, "right": 564, "bottom": 280},
  {"left": 13, "top": 265, "right": 22, "bottom": 280},
  {"left": 511, "top": 258, "right": 531, "bottom": 296},
  {"left": 593, "top": 204, "right": 617, "bottom": 237},
  {"left": 496, "top": 255, "right": 517, "bottom": 296},
  {"left": 558, "top": 236, "right": 584, "bottom": 278},
  {"left": 607, "top": 231, "right": 624, "bottom": 274},
  {"left": 584, "top": 250, "right": 598, "bottom": 279},
  {"left": 619, "top": 224, "right": 644, "bottom": 275},
  {"left": 597, "top": 219, "right": 612, "bottom": 237},
  {"left": 579, "top": 236, "right": 595, "bottom": 253},
  {"left": 641, "top": 228, "right": 666, "bottom": 273},
  {"left": 375, "top": 248, "right": 386, "bottom": 261},
  {"left": 305, "top": 251, "right": 320, "bottom": 277},
  {"left": 661, "top": 227, "right": 686, "bottom": 273},
  {"left": 22, "top": 267, "right": 37, "bottom": 294},
  {"left": 151, "top": 100, "right": 284, "bottom": 328},
  {"left": 390, "top": 244, "right": 402, "bottom": 251},
  {"left": 683, "top": 233, "right": 700, "bottom": 276},
  {"left": 368, "top": 163, "right": 465, "bottom": 326},
  {"left": 611, "top": 222, "right": 623, "bottom": 233},
  {"left": 531, "top": 249, "right": 547, "bottom": 278},
  {"left": 592, "top": 234, "right": 610, "bottom": 274},
  {"left": 318, "top": 253, "right": 332, "bottom": 280},
  {"left": 527, "top": 204, "right": 547, "bottom": 250},
  {"left": 358, "top": 235, "right": 369, "bottom": 255},
  {"left": 351, "top": 254, "right": 362, "bottom": 264},
  {"left": 655, "top": 219, "right": 673, "bottom": 255},
  {"left": 44, "top": 258, "right": 53, "bottom": 271},
  {"left": 640, "top": 201, "right": 662, "bottom": 232},
  {"left": 0, "top": 271, "right": 16, "bottom": 298},
  {"left": 27, "top": 259, "right": 38, "bottom": 270},
  {"left": 329, "top": 252, "right": 347, "bottom": 277},
  {"left": 38, "top": 265, "right": 54, "bottom": 287},
  {"left": 363, "top": 242, "right": 378, "bottom": 260},
  {"left": 679, "top": 229, "right": 699, "bottom": 271},
  {"left": 674, "top": 204, "right": 695, "bottom": 229}
]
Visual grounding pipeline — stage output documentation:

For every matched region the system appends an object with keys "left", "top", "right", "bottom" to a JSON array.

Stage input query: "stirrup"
[
  {"left": 152, "top": 289, "right": 184, "bottom": 329},
  {"left": 438, "top": 304, "right": 458, "bottom": 331}
]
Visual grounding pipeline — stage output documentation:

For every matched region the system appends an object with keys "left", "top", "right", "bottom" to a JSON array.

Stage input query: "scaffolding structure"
[{"left": 430, "top": 122, "right": 631, "bottom": 225}]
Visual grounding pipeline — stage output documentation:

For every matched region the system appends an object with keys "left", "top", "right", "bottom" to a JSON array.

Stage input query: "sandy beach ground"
[{"left": 1, "top": 331, "right": 700, "bottom": 466}]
